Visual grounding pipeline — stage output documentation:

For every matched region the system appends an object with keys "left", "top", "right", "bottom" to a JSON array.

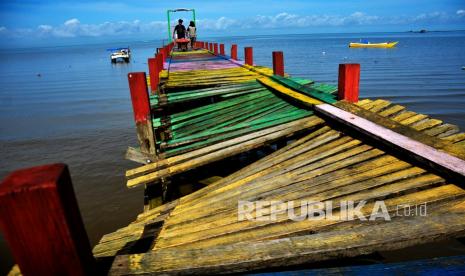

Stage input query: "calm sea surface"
[{"left": 1, "top": 31, "right": 465, "bottom": 272}]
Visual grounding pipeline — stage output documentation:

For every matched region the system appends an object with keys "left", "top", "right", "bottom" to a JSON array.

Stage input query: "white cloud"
[
  {"left": 4, "top": 10, "right": 465, "bottom": 40},
  {"left": 200, "top": 17, "right": 237, "bottom": 30},
  {"left": 64, "top": 18, "right": 80, "bottom": 26},
  {"left": 31, "top": 18, "right": 165, "bottom": 38}
]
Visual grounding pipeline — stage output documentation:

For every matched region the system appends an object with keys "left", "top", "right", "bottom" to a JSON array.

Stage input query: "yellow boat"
[{"left": 349, "top": 41, "right": 398, "bottom": 48}]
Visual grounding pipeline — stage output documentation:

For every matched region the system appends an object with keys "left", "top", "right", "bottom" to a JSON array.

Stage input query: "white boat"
[{"left": 109, "top": 48, "right": 131, "bottom": 63}]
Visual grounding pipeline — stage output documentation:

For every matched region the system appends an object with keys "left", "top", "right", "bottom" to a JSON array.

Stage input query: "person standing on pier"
[
  {"left": 173, "top": 19, "right": 186, "bottom": 50},
  {"left": 187, "top": 21, "right": 197, "bottom": 49}
]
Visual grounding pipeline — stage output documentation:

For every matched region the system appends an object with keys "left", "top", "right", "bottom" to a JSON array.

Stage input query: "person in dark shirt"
[{"left": 173, "top": 19, "right": 186, "bottom": 39}]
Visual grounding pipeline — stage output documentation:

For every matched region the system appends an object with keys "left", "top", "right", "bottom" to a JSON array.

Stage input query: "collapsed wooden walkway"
[{"left": 90, "top": 41, "right": 465, "bottom": 274}]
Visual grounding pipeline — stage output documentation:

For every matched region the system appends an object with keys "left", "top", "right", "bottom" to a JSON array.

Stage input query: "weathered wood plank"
[
  {"left": 110, "top": 198, "right": 465, "bottom": 275},
  {"left": 318, "top": 102, "right": 465, "bottom": 181},
  {"left": 127, "top": 117, "right": 325, "bottom": 187}
]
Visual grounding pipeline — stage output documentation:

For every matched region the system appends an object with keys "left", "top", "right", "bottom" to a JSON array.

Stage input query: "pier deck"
[{"left": 92, "top": 42, "right": 465, "bottom": 274}]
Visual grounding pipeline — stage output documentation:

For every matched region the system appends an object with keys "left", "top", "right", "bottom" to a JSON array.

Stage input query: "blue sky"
[{"left": 0, "top": 0, "right": 464, "bottom": 47}]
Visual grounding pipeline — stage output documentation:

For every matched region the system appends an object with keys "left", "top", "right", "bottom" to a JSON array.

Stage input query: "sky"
[{"left": 0, "top": 0, "right": 464, "bottom": 47}]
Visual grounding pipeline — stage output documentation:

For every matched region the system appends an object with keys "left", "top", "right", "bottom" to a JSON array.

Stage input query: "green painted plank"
[
  {"left": 311, "top": 83, "right": 338, "bottom": 94},
  {"left": 168, "top": 108, "right": 310, "bottom": 146},
  {"left": 271, "top": 75, "right": 337, "bottom": 104},
  {"left": 166, "top": 91, "right": 272, "bottom": 124},
  {"left": 287, "top": 77, "right": 314, "bottom": 85},
  {"left": 169, "top": 94, "right": 277, "bottom": 133},
  {"left": 164, "top": 110, "right": 313, "bottom": 156}
]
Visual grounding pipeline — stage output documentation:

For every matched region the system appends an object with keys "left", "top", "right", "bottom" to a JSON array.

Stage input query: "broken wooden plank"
[{"left": 315, "top": 103, "right": 465, "bottom": 182}]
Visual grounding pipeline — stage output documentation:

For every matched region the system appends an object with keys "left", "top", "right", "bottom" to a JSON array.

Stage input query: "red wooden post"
[
  {"left": 128, "top": 72, "right": 156, "bottom": 154},
  {"left": 214, "top": 43, "right": 218, "bottom": 55},
  {"left": 245, "top": 47, "right": 253, "bottom": 65},
  {"left": 156, "top": 53, "right": 163, "bottom": 72},
  {"left": 158, "top": 47, "right": 166, "bottom": 63},
  {"left": 209, "top": 43, "right": 213, "bottom": 52},
  {"left": 272, "top": 51, "right": 284, "bottom": 76},
  {"left": 160, "top": 46, "right": 166, "bottom": 62},
  {"left": 0, "top": 164, "right": 95, "bottom": 276},
  {"left": 148, "top": 57, "right": 159, "bottom": 94},
  {"left": 231, "top": 44, "right": 238, "bottom": 60},
  {"left": 220, "top": 44, "right": 225, "bottom": 55},
  {"left": 338, "top": 63, "right": 360, "bottom": 103}
]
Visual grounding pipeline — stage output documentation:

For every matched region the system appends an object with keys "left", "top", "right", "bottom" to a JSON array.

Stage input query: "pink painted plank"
[
  {"left": 168, "top": 60, "right": 241, "bottom": 72},
  {"left": 316, "top": 103, "right": 465, "bottom": 176}
]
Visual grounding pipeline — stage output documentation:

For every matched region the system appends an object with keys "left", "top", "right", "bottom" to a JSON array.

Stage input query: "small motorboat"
[
  {"left": 349, "top": 41, "right": 398, "bottom": 48},
  {"left": 108, "top": 47, "right": 131, "bottom": 63}
]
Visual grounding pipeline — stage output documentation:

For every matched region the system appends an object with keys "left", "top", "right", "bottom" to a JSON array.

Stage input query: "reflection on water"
[{"left": 1, "top": 32, "right": 465, "bottom": 273}]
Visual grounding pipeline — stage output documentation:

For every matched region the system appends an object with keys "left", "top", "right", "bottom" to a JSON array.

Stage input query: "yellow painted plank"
[{"left": 257, "top": 77, "right": 322, "bottom": 105}]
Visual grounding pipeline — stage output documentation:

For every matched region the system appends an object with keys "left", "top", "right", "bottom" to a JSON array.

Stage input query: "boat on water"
[
  {"left": 108, "top": 47, "right": 131, "bottom": 63},
  {"left": 349, "top": 41, "right": 398, "bottom": 48}
]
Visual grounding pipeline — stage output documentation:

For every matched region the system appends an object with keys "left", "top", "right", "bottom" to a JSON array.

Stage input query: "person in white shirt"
[{"left": 187, "top": 21, "right": 197, "bottom": 49}]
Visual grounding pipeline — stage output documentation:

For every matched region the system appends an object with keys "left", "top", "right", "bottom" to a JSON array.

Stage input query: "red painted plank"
[
  {"left": 338, "top": 63, "right": 360, "bottom": 103},
  {"left": 231, "top": 44, "right": 238, "bottom": 60},
  {"left": 148, "top": 58, "right": 158, "bottom": 93},
  {"left": 245, "top": 47, "right": 253, "bottom": 65},
  {"left": 220, "top": 44, "right": 225, "bottom": 55},
  {"left": 214, "top": 43, "right": 218, "bottom": 55},
  {"left": 128, "top": 72, "right": 150, "bottom": 123},
  {"left": 0, "top": 164, "right": 95, "bottom": 276},
  {"left": 272, "top": 51, "right": 284, "bottom": 76}
]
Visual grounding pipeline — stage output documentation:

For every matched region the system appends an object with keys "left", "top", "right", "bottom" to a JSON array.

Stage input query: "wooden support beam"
[
  {"left": 245, "top": 47, "right": 253, "bottom": 65},
  {"left": 0, "top": 164, "right": 95, "bottom": 276},
  {"left": 315, "top": 103, "right": 465, "bottom": 182},
  {"left": 220, "top": 44, "right": 225, "bottom": 55},
  {"left": 231, "top": 44, "right": 238, "bottom": 60},
  {"left": 272, "top": 51, "right": 284, "bottom": 76},
  {"left": 128, "top": 72, "right": 156, "bottom": 154},
  {"left": 214, "top": 43, "right": 218, "bottom": 55},
  {"left": 125, "top": 147, "right": 156, "bottom": 164},
  {"left": 148, "top": 57, "right": 159, "bottom": 94},
  {"left": 209, "top": 43, "right": 213, "bottom": 52},
  {"left": 338, "top": 63, "right": 360, "bottom": 103}
]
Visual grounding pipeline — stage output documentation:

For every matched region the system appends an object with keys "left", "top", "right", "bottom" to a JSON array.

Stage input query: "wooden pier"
[
  {"left": 96, "top": 41, "right": 465, "bottom": 274},
  {"left": 2, "top": 39, "right": 465, "bottom": 275}
]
